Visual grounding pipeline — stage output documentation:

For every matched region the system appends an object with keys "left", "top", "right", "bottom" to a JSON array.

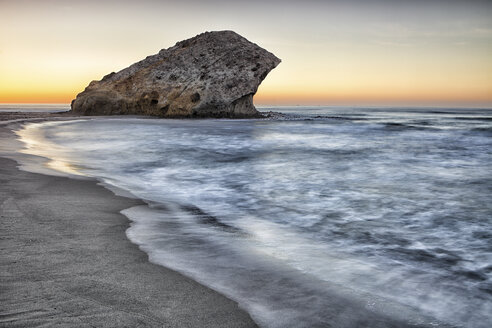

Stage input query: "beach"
[{"left": 0, "top": 118, "right": 257, "bottom": 327}]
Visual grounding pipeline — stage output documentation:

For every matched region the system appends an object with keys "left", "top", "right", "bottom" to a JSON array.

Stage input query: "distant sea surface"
[
  {"left": 13, "top": 106, "right": 492, "bottom": 327},
  {"left": 0, "top": 103, "right": 69, "bottom": 112}
]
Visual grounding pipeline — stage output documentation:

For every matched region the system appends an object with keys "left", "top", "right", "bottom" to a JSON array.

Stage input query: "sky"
[{"left": 1, "top": 0, "right": 491, "bottom": 107}]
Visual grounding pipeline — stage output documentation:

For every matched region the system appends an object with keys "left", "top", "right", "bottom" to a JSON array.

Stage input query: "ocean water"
[
  {"left": 14, "top": 107, "right": 492, "bottom": 327},
  {"left": 0, "top": 103, "right": 69, "bottom": 112}
]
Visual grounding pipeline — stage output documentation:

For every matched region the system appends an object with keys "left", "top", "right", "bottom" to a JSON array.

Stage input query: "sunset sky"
[{"left": 1, "top": 0, "right": 491, "bottom": 107}]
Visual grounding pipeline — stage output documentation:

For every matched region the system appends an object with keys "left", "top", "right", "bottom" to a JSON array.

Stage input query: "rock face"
[{"left": 70, "top": 31, "right": 281, "bottom": 118}]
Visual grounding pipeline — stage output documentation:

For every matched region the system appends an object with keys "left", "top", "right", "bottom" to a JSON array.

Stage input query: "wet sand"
[{"left": 0, "top": 119, "right": 257, "bottom": 327}]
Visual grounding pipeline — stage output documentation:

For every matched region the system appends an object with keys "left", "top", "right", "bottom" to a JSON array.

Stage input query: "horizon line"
[{"left": 1, "top": 102, "right": 491, "bottom": 110}]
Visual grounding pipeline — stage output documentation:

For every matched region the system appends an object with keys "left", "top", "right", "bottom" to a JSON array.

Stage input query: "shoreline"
[{"left": 0, "top": 116, "right": 258, "bottom": 327}]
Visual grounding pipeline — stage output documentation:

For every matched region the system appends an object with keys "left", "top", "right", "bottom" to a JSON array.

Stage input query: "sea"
[
  {"left": 0, "top": 103, "right": 69, "bottom": 113},
  {"left": 9, "top": 105, "right": 492, "bottom": 327}
]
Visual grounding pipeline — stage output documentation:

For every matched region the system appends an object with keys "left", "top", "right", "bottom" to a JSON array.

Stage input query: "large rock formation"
[{"left": 70, "top": 31, "right": 280, "bottom": 118}]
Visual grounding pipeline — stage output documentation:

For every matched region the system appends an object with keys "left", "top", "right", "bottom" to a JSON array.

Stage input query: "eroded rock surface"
[{"left": 70, "top": 31, "right": 280, "bottom": 118}]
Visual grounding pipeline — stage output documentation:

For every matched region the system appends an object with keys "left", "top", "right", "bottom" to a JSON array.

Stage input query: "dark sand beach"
[{"left": 0, "top": 117, "right": 257, "bottom": 327}]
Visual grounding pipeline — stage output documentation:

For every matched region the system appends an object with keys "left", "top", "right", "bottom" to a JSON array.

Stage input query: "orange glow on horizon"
[
  {"left": 2, "top": 90, "right": 491, "bottom": 107},
  {"left": 253, "top": 89, "right": 492, "bottom": 107},
  {"left": 0, "top": 92, "right": 76, "bottom": 104}
]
